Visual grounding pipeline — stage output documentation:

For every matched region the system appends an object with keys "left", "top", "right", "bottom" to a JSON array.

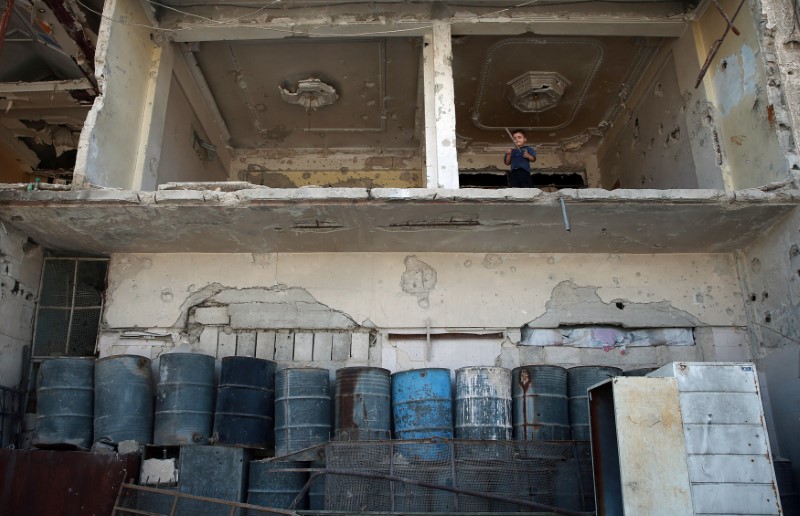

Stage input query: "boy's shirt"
[{"left": 508, "top": 146, "right": 536, "bottom": 173}]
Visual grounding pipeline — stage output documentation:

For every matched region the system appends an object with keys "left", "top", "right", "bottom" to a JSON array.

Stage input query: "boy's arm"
[{"left": 523, "top": 147, "right": 536, "bottom": 162}]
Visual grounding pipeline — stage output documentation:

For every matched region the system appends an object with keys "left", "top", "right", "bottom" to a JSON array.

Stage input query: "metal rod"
[
  {"left": 713, "top": 0, "right": 741, "bottom": 35},
  {"left": 560, "top": 197, "right": 571, "bottom": 232},
  {"left": 504, "top": 127, "right": 521, "bottom": 149},
  {"left": 0, "top": 0, "right": 15, "bottom": 59},
  {"left": 695, "top": 0, "right": 748, "bottom": 88}
]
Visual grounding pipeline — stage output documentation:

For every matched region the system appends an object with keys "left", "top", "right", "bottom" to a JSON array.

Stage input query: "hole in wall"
[
  {"left": 765, "top": 312, "right": 772, "bottom": 323},
  {"left": 615, "top": 302, "right": 625, "bottom": 310},
  {"left": 762, "top": 292, "right": 769, "bottom": 300},
  {"left": 750, "top": 293, "right": 757, "bottom": 302}
]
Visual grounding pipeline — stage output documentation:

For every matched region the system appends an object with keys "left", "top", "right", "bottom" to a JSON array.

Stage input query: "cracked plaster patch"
[
  {"left": 175, "top": 283, "right": 357, "bottom": 330},
  {"left": 527, "top": 280, "right": 701, "bottom": 328},
  {"left": 400, "top": 255, "right": 437, "bottom": 309}
]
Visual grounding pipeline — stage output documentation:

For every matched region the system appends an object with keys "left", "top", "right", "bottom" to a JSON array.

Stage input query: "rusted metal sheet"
[{"left": 0, "top": 449, "right": 140, "bottom": 516}]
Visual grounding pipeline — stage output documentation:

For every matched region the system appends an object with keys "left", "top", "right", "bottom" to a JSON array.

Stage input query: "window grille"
[{"left": 32, "top": 257, "right": 108, "bottom": 358}]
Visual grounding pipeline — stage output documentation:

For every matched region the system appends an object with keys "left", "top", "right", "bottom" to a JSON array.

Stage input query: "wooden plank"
[
  {"left": 217, "top": 330, "right": 237, "bottom": 358},
  {"left": 274, "top": 330, "right": 294, "bottom": 361},
  {"left": 236, "top": 331, "right": 256, "bottom": 357},
  {"left": 313, "top": 332, "right": 333, "bottom": 362},
  {"left": 331, "top": 332, "right": 351, "bottom": 361},
  {"left": 255, "top": 331, "right": 276, "bottom": 360}
]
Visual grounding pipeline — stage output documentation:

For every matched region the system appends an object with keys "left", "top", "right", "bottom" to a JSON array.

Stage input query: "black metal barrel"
[
  {"left": 34, "top": 357, "right": 95, "bottom": 449},
  {"left": 213, "top": 356, "right": 276, "bottom": 448},
  {"left": 154, "top": 353, "right": 215, "bottom": 445},
  {"left": 567, "top": 366, "right": 621, "bottom": 441},
  {"left": 94, "top": 355, "right": 153, "bottom": 444}
]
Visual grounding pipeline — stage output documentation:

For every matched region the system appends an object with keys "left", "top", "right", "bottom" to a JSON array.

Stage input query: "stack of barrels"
[{"left": 34, "top": 354, "right": 633, "bottom": 511}]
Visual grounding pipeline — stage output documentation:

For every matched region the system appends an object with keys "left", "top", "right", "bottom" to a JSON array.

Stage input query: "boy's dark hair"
[{"left": 512, "top": 129, "right": 527, "bottom": 136}]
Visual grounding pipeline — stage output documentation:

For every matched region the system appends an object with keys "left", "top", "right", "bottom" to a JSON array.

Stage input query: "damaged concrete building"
[{"left": 1, "top": 0, "right": 800, "bottom": 512}]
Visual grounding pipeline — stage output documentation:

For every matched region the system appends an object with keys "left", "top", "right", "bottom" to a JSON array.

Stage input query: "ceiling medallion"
[
  {"left": 505, "top": 71, "right": 571, "bottom": 113},
  {"left": 279, "top": 78, "right": 339, "bottom": 111}
]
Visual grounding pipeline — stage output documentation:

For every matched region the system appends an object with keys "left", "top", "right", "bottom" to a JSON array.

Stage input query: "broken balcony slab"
[{"left": 0, "top": 187, "right": 796, "bottom": 254}]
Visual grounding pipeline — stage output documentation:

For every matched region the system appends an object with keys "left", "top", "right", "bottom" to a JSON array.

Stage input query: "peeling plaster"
[
  {"left": 400, "top": 255, "right": 437, "bottom": 309},
  {"left": 528, "top": 280, "right": 702, "bottom": 328}
]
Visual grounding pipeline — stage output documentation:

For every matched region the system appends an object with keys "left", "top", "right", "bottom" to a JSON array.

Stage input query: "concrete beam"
[{"left": 0, "top": 187, "right": 796, "bottom": 254}]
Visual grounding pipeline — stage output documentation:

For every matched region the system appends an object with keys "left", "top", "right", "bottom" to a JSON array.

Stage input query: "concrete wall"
[
  {"left": 741, "top": 207, "right": 800, "bottom": 485},
  {"left": 598, "top": 26, "right": 726, "bottom": 190},
  {"left": 0, "top": 224, "right": 42, "bottom": 388},
  {"left": 697, "top": 0, "right": 789, "bottom": 190},
  {"left": 100, "top": 252, "right": 751, "bottom": 372},
  {"left": 156, "top": 79, "right": 228, "bottom": 186},
  {"left": 73, "top": 0, "right": 158, "bottom": 189}
]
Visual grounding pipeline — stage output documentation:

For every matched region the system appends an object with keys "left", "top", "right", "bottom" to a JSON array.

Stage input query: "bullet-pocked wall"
[
  {"left": 597, "top": 0, "right": 789, "bottom": 190},
  {"left": 74, "top": 0, "right": 792, "bottom": 191},
  {"left": 741, "top": 206, "right": 800, "bottom": 487},
  {"left": 0, "top": 225, "right": 42, "bottom": 388},
  {"left": 100, "top": 252, "right": 752, "bottom": 371}
]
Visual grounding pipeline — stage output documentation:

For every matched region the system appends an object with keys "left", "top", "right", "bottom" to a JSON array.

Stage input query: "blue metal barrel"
[
  {"left": 274, "top": 368, "right": 332, "bottom": 456},
  {"left": 153, "top": 353, "right": 215, "bottom": 445},
  {"left": 34, "top": 357, "right": 94, "bottom": 449},
  {"left": 335, "top": 367, "right": 391, "bottom": 440},
  {"left": 512, "top": 365, "right": 570, "bottom": 441},
  {"left": 94, "top": 355, "right": 153, "bottom": 444},
  {"left": 248, "top": 460, "right": 309, "bottom": 510},
  {"left": 455, "top": 367, "right": 512, "bottom": 440},
  {"left": 567, "top": 366, "right": 622, "bottom": 441},
  {"left": 391, "top": 368, "right": 453, "bottom": 461},
  {"left": 309, "top": 460, "right": 326, "bottom": 510},
  {"left": 213, "top": 356, "right": 276, "bottom": 448}
]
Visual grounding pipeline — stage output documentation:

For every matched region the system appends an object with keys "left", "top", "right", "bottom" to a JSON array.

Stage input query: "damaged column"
[{"left": 423, "top": 21, "right": 459, "bottom": 189}]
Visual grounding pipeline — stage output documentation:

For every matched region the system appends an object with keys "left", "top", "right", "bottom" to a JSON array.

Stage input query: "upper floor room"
[{"left": 1, "top": 0, "right": 798, "bottom": 193}]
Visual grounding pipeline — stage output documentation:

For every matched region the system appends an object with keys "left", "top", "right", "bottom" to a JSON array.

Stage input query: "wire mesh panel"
[
  {"left": 33, "top": 258, "right": 107, "bottom": 358},
  {"left": 324, "top": 439, "right": 588, "bottom": 514},
  {"left": 113, "top": 483, "right": 292, "bottom": 516}
]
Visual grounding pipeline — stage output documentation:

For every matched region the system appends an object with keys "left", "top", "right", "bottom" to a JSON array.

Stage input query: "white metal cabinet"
[
  {"left": 651, "top": 362, "right": 782, "bottom": 515},
  {"left": 588, "top": 376, "right": 694, "bottom": 516}
]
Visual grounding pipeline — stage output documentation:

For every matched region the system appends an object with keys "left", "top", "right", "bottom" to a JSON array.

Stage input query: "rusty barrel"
[
  {"left": 512, "top": 365, "right": 570, "bottom": 441},
  {"left": 567, "top": 366, "right": 622, "bottom": 441},
  {"left": 213, "top": 356, "right": 276, "bottom": 448},
  {"left": 94, "top": 355, "right": 153, "bottom": 444},
  {"left": 455, "top": 366, "right": 512, "bottom": 440},
  {"left": 335, "top": 367, "right": 391, "bottom": 440},
  {"left": 154, "top": 353, "right": 215, "bottom": 445},
  {"left": 34, "top": 357, "right": 95, "bottom": 449}
]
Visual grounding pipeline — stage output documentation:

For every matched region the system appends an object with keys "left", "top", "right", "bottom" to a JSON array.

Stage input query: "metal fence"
[
  {"left": 112, "top": 484, "right": 295, "bottom": 516},
  {"left": 323, "top": 439, "right": 592, "bottom": 514}
]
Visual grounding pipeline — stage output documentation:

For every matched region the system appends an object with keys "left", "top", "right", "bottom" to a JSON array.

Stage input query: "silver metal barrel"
[
  {"left": 274, "top": 367, "right": 331, "bottom": 456},
  {"left": 455, "top": 366, "right": 512, "bottom": 440}
]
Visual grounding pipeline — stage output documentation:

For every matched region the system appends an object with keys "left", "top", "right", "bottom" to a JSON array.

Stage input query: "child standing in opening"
[{"left": 503, "top": 129, "right": 536, "bottom": 188}]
